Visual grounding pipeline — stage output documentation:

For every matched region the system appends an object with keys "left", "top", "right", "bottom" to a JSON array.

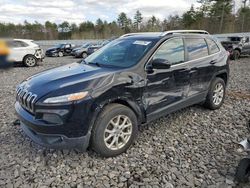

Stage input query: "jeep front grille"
[{"left": 16, "top": 87, "right": 37, "bottom": 113}]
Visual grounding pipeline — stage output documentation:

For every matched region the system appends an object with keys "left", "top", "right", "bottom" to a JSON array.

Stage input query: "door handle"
[
  {"left": 189, "top": 67, "right": 198, "bottom": 74},
  {"left": 210, "top": 60, "right": 217, "bottom": 64}
]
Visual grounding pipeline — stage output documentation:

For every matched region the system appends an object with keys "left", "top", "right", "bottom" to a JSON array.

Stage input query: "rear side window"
[
  {"left": 206, "top": 38, "right": 220, "bottom": 54},
  {"left": 152, "top": 38, "right": 185, "bottom": 65},
  {"left": 185, "top": 38, "right": 208, "bottom": 60},
  {"left": 8, "top": 40, "right": 28, "bottom": 48}
]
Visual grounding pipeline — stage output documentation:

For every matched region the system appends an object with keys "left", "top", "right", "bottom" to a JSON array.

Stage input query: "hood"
[
  {"left": 72, "top": 47, "right": 82, "bottom": 52},
  {"left": 46, "top": 47, "right": 59, "bottom": 52},
  {"left": 75, "top": 47, "right": 87, "bottom": 52},
  {"left": 19, "top": 62, "right": 116, "bottom": 100}
]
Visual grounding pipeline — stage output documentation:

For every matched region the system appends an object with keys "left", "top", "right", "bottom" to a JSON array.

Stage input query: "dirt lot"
[{"left": 0, "top": 56, "right": 250, "bottom": 188}]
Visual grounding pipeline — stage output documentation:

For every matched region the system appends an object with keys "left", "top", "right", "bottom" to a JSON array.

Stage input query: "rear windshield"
[{"left": 84, "top": 38, "right": 156, "bottom": 68}]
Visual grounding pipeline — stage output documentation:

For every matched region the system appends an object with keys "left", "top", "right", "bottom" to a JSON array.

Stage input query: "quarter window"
[
  {"left": 152, "top": 38, "right": 185, "bottom": 65},
  {"left": 206, "top": 38, "right": 220, "bottom": 54},
  {"left": 186, "top": 38, "right": 208, "bottom": 60}
]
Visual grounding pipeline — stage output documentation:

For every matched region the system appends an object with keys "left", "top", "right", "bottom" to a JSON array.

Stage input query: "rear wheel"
[
  {"left": 23, "top": 55, "right": 37, "bottom": 67},
  {"left": 204, "top": 77, "right": 226, "bottom": 110},
  {"left": 91, "top": 104, "right": 138, "bottom": 157},
  {"left": 232, "top": 50, "right": 240, "bottom": 60}
]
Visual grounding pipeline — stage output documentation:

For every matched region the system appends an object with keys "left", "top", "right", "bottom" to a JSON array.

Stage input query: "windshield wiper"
[{"left": 83, "top": 60, "right": 101, "bottom": 67}]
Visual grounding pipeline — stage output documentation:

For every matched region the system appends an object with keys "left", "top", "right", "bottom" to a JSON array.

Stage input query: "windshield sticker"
[{"left": 133, "top": 40, "right": 151, "bottom": 46}]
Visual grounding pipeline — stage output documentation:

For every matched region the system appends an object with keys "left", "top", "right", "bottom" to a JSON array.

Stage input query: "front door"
[{"left": 143, "top": 37, "right": 190, "bottom": 121}]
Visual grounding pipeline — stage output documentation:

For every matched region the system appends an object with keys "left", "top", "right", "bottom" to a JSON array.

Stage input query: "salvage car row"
[
  {"left": 1, "top": 34, "right": 250, "bottom": 68},
  {"left": 45, "top": 40, "right": 112, "bottom": 58}
]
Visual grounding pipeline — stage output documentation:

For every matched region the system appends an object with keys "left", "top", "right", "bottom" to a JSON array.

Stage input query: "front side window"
[
  {"left": 206, "top": 38, "right": 220, "bottom": 54},
  {"left": 186, "top": 38, "right": 209, "bottom": 60},
  {"left": 84, "top": 38, "right": 156, "bottom": 68},
  {"left": 152, "top": 38, "right": 185, "bottom": 65}
]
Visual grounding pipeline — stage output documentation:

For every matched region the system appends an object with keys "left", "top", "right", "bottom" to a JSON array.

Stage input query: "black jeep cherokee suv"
[{"left": 15, "top": 30, "right": 229, "bottom": 157}]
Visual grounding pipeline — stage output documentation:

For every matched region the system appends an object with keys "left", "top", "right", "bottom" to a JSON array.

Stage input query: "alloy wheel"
[
  {"left": 25, "top": 57, "right": 36, "bottom": 67},
  {"left": 212, "top": 83, "right": 224, "bottom": 105},
  {"left": 104, "top": 115, "right": 132, "bottom": 150}
]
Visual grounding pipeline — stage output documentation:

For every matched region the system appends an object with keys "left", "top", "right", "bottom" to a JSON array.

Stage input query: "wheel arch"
[
  {"left": 22, "top": 54, "right": 37, "bottom": 63},
  {"left": 88, "top": 97, "right": 146, "bottom": 134},
  {"left": 234, "top": 48, "right": 241, "bottom": 53},
  {"left": 215, "top": 71, "right": 228, "bottom": 85}
]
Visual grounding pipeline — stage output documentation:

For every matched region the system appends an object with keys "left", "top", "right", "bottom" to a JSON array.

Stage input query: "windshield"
[
  {"left": 81, "top": 43, "right": 91, "bottom": 48},
  {"left": 84, "top": 38, "right": 155, "bottom": 68},
  {"left": 55, "top": 44, "right": 64, "bottom": 48}
]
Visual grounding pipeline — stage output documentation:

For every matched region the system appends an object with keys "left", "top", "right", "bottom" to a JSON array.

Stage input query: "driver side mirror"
[{"left": 151, "top": 58, "right": 171, "bottom": 69}]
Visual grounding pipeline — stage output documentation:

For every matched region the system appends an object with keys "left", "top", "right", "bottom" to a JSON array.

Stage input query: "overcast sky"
[{"left": 0, "top": 0, "right": 243, "bottom": 24}]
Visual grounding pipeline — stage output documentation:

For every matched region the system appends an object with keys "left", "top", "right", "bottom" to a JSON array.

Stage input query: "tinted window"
[
  {"left": 206, "top": 39, "right": 220, "bottom": 54},
  {"left": 152, "top": 38, "right": 184, "bottom": 65},
  {"left": 186, "top": 38, "right": 208, "bottom": 60}
]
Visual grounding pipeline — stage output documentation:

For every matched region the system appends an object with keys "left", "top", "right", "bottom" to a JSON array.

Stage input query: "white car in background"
[{"left": 7, "top": 39, "right": 44, "bottom": 67}]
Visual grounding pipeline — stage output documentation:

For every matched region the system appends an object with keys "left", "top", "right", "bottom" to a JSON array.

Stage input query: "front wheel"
[
  {"left": 91, "top": 104, "right": 138, "bottom": 157},
  {"left": 82, "top": 52, "right": 88, "bottom": 59},
  {"left": 58, "top": 52, "right": 64, "bottom": 57},
  {"left": 204, "top": 77, "right": 226, "bottom": 110},
  {"left": 23, "top": 55, "right": 37, "bottom": 67}
]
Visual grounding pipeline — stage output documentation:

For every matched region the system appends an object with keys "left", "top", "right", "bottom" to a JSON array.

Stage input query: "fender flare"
[{"left": 87, "top": 97, "right": 146, "bottom": 133}]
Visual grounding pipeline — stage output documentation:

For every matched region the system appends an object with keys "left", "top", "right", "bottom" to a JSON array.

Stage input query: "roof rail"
[
  {"left": 161, "top": 30, "right": 209, "bottom": 36},
  {"left": 119, "top": 30, "right": 209, "bottom": 38},
  {"left": 120, "top": 32, "right": 162, "bottom": 38}
]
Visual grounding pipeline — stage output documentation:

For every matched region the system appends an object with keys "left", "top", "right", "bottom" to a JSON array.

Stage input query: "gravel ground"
[{"left": 0, "top": 56, "right": 250, "bottom": 188}]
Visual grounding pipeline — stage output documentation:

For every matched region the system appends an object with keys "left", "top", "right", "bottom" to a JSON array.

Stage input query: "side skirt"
[{"left": 146, "top": 91, "right": 207, "bottom": 123}]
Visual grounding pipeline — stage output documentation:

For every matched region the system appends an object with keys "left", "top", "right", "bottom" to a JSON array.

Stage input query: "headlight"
[{"left": 43, "top": 91, "right": 88, "bottom": 104}]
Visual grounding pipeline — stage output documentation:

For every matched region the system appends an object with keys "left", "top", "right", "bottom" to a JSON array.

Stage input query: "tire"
[
  {"left": 204, "top": 77, "right": 226, "bottom": 110},
  {"left": 58, "top": 52, "right": 64, "bottom": 57},
  {"left": 23, "top": 55, "right": 37, "bottom": 67},
  {"left": 232, "top": 50, "right": 240, "bottom": 60},
  {"left": 82, "top": 52, "right": 88, "bottom": 59},
  {"left": 235, "top": 158, "right": 250, "bottom": 183},
  {"left": 91, "top": 104, "right": 138, "bottom": 157}
]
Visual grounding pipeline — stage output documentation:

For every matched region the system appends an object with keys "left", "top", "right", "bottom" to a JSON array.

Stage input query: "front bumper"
[
  {"left": 21, "top": 122, "right": 90, "bottom": 151},
  {"left": 15, "top": 101, "right": 92, "bottom": 151},
  {"left": 46, "top": 51, "right": 58, "bottom": 57}
]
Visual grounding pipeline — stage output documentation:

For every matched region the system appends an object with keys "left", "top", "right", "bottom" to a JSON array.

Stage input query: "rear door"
[
  {"left": 8, "top": 40, "right": 28, "bottom": 62},
  {"left": 64, "top": 44, "right": 72, "bottom": 55},
  {"left": 185, "top": 37, "right": 216, "bottom": 97}
]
